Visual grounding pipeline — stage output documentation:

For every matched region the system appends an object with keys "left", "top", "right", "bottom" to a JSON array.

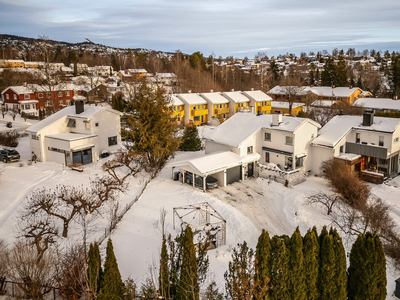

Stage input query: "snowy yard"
[{"left": 0, "top": 136, "right": 400, "bottom": 298}]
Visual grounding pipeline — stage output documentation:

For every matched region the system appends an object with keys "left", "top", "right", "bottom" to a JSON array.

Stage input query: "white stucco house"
[{"left": 25, "top": 101, "right": 122, "bottom": 166}]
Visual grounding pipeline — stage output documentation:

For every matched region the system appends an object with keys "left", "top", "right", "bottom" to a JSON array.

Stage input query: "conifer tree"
[
  {"left": 159, "top": 236, "right": 170, "bottom": 299},
  {"left": 303, "top": 228, "right": 319, "bottom": 300},
  {"left": 318, "top": 234, "right": 335, "bottom": 300},
  {"left": 318, "top": 226, "right": 328, "bottom": 247},
  {"left": 98, "top": 239, "right": 123, "bottom": 300},
  {"left": 269, "top": 235, "right": 290, "bottom": 300},
  {"left": 348, "top": 233, "right": 386, "bottom": 300},
  {"left": 289, "top": 227, "right": 306, "bottom": 300},
  {"left": 335, "top": 55, "right": 348, "bottom": 87},
  {"left": 179, "top": 124, "right": 201, "bottom": 151},
  {"left": 255, "top": 229, "right": 271, "bottom": 300},
  {"left": 321, "top": 57, "right": 336, "bottom": 86},
  {"left": 87, "top": 242, "right": 102, "bottom": 296},
  {"left": 177, "top": 226, "right": 199, "bottom": 300},
  {"left": 330, "top": 228, "right": 347, "bottom": 300}
]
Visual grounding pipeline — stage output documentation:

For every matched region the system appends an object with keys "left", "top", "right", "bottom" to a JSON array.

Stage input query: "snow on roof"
[
  {"left": 267, "top": 86, "right": 315, "bottom": 96},
  {"left": 310, "top": 100, "right": 338, "bottom": 107},
  {"left": 207, "top": 113, "right": 316, "bottom": 147},
  {"left": 128, "top": 69, "right": 147, "bottom": 73},
  {"left": 2, "top": 85, "right": 35, "bottom": 95},
  {"left": 353, "top": 98, "right": 400, "bottom": 111},
  {"left": 46, "top": 132, "right": 98, "bottom": 141},
  {"left": 200, "top": 92, "right": 229, "bottom": 104},
  {"left": 310, "top": 86, "right": 361, "bottom": 98},
  {"left": 177, "top": 93, "right": 207, "bottom": 105},
  {"left": 270, "top": 101, "right": 304, "bottom": 109},
  {"left": 241, "top": 90, "right": 272, "bottom": 102},
  {"left": 222, "top": 91, "right": 250, "bottom": 103},
  {"left": 170, "top": 151, "right": 260, "bottom": 176},
  {"left": 312, "top": 115, "right": 400, "bottom": 148},
  {"left": 167, "top": 94, "right": 184, "bottom": 106},
  {"left": 337, "top": 153, "right": 362, "bottom": 161}
]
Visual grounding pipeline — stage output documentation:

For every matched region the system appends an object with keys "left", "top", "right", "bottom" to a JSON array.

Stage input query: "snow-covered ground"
[{"left": 0, "top": 136, "right": 399, "bottom": 298}]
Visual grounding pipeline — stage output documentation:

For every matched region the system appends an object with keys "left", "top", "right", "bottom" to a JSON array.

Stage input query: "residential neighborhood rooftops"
[
  {"left": 241, "top": 90, "right": 272, "bottom": 102},
  {"left": 353, "top": 98, "right": 400, "bottom": 111},
  {"left": 200, "top": 92, "right": 230, "bottom": 104},
  {"left": 311, "top": 115, "right": 400, "bottom": 148},
  {"left": 177, "top": 93, "right": 207, "bottom": 105},
  {"left": 267, "top": 86, "right": 364, "bottom": 98},
  {"left": 222, "top": 91, "right": 250, "bottom": 103},
  {"left": 270, "top": 101, "right": 305, "bottom": 109},
  {"left": 310, "top": 100, "right": 338, "bottom": 107},
  {"left": 167, "top": 94, "right": 184, "bottom": 106}
]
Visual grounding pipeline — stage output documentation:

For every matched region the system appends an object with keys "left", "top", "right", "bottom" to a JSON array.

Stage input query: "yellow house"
[
  {"left": 118, "top": 69, "right": 148, "bottom": 81},
  {"left": 200, "top": 92, "right": 230, "bottom": 123},
  {"left": 270, "top": 101, "right": 304, "bottom": 115},
  {"left": 242, "top": 90, "right": 272, "bottom": 115},
  {"left": 24, "top": 61, "right": 40, "bottom": 69},
  {"left": 177, "top": 93, "right": 209, "bottom": 126},
  {"left": 222, "top": 91, "right": 251, "bottom": 116},
  {"left": 167, "top": 94, "right": 185, "bottom": 125},
  {"left": 312, "top": 86, "right": 365, "bottom": 105},
  {"left": 4, "top": 60, "right": 25, "bottom": 68}
]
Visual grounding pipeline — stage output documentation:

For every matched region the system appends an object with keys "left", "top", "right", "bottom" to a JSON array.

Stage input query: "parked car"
[
  {"left": 184, "top": 171, "right": 218, "bottom": 189},
  {"left": 0, "top": 148, "right": 20, "bottom": 163}
]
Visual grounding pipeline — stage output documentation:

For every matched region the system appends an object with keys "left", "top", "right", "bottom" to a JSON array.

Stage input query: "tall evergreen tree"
[
  {"left": 335, "top": 55, "right": 348, "bottom": 87},
  {"left": 330, "top": 228, "right": 347, "bottom": 300},
  {"left": 318, "top": 226, "right": 328, "bottom": 247},
  {"left": 348, "top": 233, "right": 386, "bottom": 300},
  {"left": 98, "top": 239, "right": 123, "bottom": 300},
  {"left": 159, "top": 236, "right": 170, "bottom": 299},
  {"left": 255, "top": 230, "right": 271, "bottom": 300},
  {"left": 321, "top": 57, "right": 336, "bottom": 86},
  {"left": 269, "top": 60, "right": 280, "bottom": 82},
  {"left": 269, "top": 236, "right": 290, "bottom": 300},
  {"left": 177, "top": 226, "right": 199, "bottom": 300},
  {"left": 303, "top": 229, "right": 319, "bottom": 300},
  {"left": 390, "top": 54, "right": 400, "bottom": 98},
  {"left": 87, "top": 242, "right": 102, "bottom": 296},
  {"left": 289, "top": 227, "right": 306, "bottom": 300},
  {"left": 318, "top": 234, "right": 336, "bottom": 300},
  {"left": 179, "top": 125, "right": 201, "bottom": 151}
]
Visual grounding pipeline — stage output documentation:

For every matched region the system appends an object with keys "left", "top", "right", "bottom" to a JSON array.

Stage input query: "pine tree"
[
  {"left": 289, "top": 227, "right": 306, "bottom": 300},
  {"left": 303, "top": 228, "right": 319, "bottom": 300},
  {"left": 179, "top": 125, "right": 201, "bottom": 151},
  {"left": 177, "top": 226, "right": 199, "bottom": 300},
  {"left": 330, "top": 228, "right": 347, "bottom": 300},
  {"left": 87, "top": 242, "right": 102, "bottom": 296},
  {"left": 348, "top": 233, "right": 386, "bottom": 300},
  {"left": 159, "top": 236, "right": 170, "bottom": 299},
  {"left": 269, "top": 235, "right": 290, "bottom": 300},
  {"left": 269, "top": 60, "right": 280, "bottom": 82},
  {"left": 335, "top": 55, "right": 348, "bottom": 87},
  {"left": 318, "top": 226, "right": 328, "bottom": 247},
  {"left": 98, "top": 239, "right": 123, "bottom": 300},
  {"left": 321, "top": 57, "right": 336, "bottom": 86},
  {"left": 318, "top": 234, "right": 335, "bottom": 300},
  {"left": 123, "top": 81, "right": 180, "bottom": 176},
  {"left": 255, "top": 230, "right": 271, "bottom": 300}
]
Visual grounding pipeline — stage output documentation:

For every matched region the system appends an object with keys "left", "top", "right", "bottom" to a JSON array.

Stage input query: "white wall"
[
  {"left": 205, "top": 141, "right": 238, "bottom": 155},
  {"left": 90, "top": 110, "right": 121, "bottom": 153},
  {"left": 309, "top": 145, "right": 335, "bottom": 175}
]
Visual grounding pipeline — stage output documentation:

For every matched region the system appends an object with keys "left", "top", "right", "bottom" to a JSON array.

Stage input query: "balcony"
[
  {"left": 172, "top": 111, "right": 184, "bottom": 117},
  {"left": 345, "top": 142, "right": 388, "bottom": 159},
  {"left": 191, "top": 109, "right": 208, "bottom": 116},
  {"left": 257, "top": 105, "right": 270, "bottom": 112},
  {"left": 215, "top": 108, "right": 229, "bottom": 114}
]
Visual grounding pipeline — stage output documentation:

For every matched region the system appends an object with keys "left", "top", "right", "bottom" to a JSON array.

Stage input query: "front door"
[
  {"left": 201, "top": 115, "right": 204, "bottom": 123},
  {"left": 248, "top": 163, "right": 254, "bottom": 177}
]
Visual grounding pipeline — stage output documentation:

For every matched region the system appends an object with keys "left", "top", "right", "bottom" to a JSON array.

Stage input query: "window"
[
  {"left": 95, "top": 122, "right": 99, "bottom": 127},
  {"left": 24, "top": 94, "right": 30, "bottom": 99},
  {"left": 285, "top": 156, "right": 293, "bottom": 169},
  {"left": 38, "top": 93, "right": 43, "bottom": 98},
  {"left": 193, "top": 116, "right": 200, "bottom": 122},
  {"left": 31, "top": 134, "right": 38, "bottom": 140},
  {"left": 296, "top": 156, "right": 304, "bottom": 168},
  {"left": 65, "top": 91, "right": 70, "bottom": 96},
  {"left": 356, "top": 133, "right": 360, "bottom": 143},
  {"left": 247, "top": 146, "right": 253, "bottom": 154},
  {"left": 47, "top": 92, "right": 51, "bottom": 98},
  {"left": 340, "top": 145, "right": 344, "bottom": 153},
  {"left": 6, "top": 94, "right": 9, "bottom": 99},
  {"left": 311, "top": 134, "right": 314, "bottom": 138},
  {"left": 45, "top": 100, "right": 52, "bottom": 107},
  {"left": 13, "top": 94, "right": 17, "bottom": 100},
  {"left": 58, "top": 92, "right": 63, "bottom": 97},
  {"left": 85, "top": 121, "right": 90, "bottom": 130},
  {"left": 66, "top": 100, "right": 71, "bottom": 106},
  {"left": 67, "top": 118, "right": 76, "bottom": 128},
  {"left": 108, "top": 136, "right": 118, "bottom": 146},
  {"left": 265, "top": 152, "right": 270, "bottom": 163},
  {"left": 48, "top": 147, "right": 65, "bottom": 153},
  {"left": 59, "top": 100, "right": 64, "bottom": 106},
  {"left": 264, "top": 132, "right": 271, "bottom": 141},
  {"left": 285, "top": 136, "right": 293, "bottom": 145},
  {"left": 394, "top": 137, "right": 399, "bottom": 143},
  {"left": 379, "top": 136, "right": 384, "bottom": 147}
]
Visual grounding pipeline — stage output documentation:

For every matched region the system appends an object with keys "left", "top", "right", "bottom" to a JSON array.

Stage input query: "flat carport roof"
[{"left": 170, "top": 151, "right": 260, "bottom": 177}]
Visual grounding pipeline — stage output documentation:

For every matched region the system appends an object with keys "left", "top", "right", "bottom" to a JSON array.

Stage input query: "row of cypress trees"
[{"left": 253, "top": 227, "right": 386, "bottom": 300}]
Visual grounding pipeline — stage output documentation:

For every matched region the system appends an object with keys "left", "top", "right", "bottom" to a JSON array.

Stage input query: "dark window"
[
  {"left": 67, "top": 118, "right": 76, "bottom": 128},
  {"left": 95, "top": 122, "right": 99, "bottom": 127},
  {"left": 340, "top": 145, "right": 344, "bottom": 153},
  {"left": 264, "top": 132, "right": 271, "bottom": 141},
  {"left": 379, "top": 136, "right": 384, "bottom": 147},
  {"left": 265, "top": 152, "right": 270, "bottom": 163},
  {"left": 296, "top": 156, "right": 304, "bottom": 168},
  {"left": 356, "top": 133, "right": 360, "bottom": 143},
  {"left": 285, "top": 136, "right": 293, "bottom": 145},
  {"left": 108, "top": 136, "right": 118, "bottom": 146}
]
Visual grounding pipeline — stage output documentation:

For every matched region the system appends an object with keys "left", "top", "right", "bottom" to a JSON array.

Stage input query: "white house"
[
  {"left": 353, "top": 98, "right": 400, "bottom": 113},
  {"left": 25, "top": 101, "right": 122, "bottom": 166},
  {"left": 310, "top": 111, "right": 400, "bottom": 181},
  {"left": 205, "top": 112, "right": 321, "bottom": 173}
]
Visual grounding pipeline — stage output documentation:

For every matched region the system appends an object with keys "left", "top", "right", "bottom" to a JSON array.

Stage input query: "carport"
[{"left": 170, "top": 151, "right": 260, "bottom": 192}]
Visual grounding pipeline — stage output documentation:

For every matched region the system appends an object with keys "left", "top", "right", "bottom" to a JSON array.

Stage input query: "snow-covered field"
[{"left": 0, "top": 135, "right": 399, "bottom": 299}]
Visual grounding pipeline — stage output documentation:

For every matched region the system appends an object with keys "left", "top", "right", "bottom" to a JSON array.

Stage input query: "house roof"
[
  {"left": 267, "top": 86, "right": 362, "bottom": 98},
  {"left": 207, "top": 113, "right": 320, "bottom": 148},
  {"left": 46, "top": 132, "right": 98, "bottom": 142},
  {"left": 177, "top": 93, "right": 207, "bottom": 105},
  {"left": 222, "top": 91, "right": 250, "bottom": 103},
  {"left": 170, "top": 151, "right": 260, "bottom": 176},
  {"left": 26, "top": 105, "right": 121, "bottom": 133},
  {"left": 241, "top": 90, "right": 272, "bottom": 102},
  {"left": 311, "top": 115, "right": 400, "bottom": 148},
  {"left": 200, "top": 92, "right": 230, "bottom": 104},
  {"left": 167, "top": 94, "right": 184, "bottom": 106},
  {"left": 267, "top": 85, "right": 315, "bottom": 96},
  {"left": 310, "top": 100, "right": 338, "bottom": 107},
  {"left": 353, "top": 98, "right": 400, "bottom": 111},
  {"left": 270, "top": 101, "right": 304, "bottom": 109}
]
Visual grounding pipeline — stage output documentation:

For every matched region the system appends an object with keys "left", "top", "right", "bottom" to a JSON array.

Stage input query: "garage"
[{"left": 226, "top": 165, "right": 241, "bottom": 184}]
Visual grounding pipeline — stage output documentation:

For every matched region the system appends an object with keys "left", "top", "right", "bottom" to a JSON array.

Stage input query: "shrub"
[
  {"left": 0, "top": 130, "right": 19, "bottom": 147},
  {"left": 321, "top": 159, "right": 369, "bottom": 208}
]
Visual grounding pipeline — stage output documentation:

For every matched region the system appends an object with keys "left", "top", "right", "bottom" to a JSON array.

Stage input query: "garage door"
[{"left": 226, "top": 165, "right": 241, "bottom": 184}]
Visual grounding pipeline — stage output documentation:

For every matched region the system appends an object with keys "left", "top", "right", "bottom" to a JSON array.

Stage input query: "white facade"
[{"left": 26, "top": 103, "right": 122, "bottom": 166}]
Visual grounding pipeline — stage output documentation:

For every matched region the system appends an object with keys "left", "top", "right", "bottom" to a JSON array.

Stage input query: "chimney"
[
  {"left": 272, "top": 111, "right": 282, "bottom": 126},
  {"left": 188, "top": 90, "right": 192, "bottom": 93},
  {"left": 75, "top": 100, "right": 84, "bottom": 114},
  {"left": 210, "top": 89, "right": 213, "bottom": 93},
  {"left": 362, "top": 109, "right": 374, "bottom": 126},
  {"left": 339, "top": 110, "right": 343, "bottom": 115},
  {"left": 231, "top": 89, "right": 234, "bottom": 92},
  {"left": 251, "top": 88, "right": 254, "bottom": 91},
  {"left": 23, "top": 81, "right": 27, "bottom": 87},
  {"left": 394, "top": 95, "right": 398, "bottom": 100},
  {"left": 332, "top": 85, "right": 335, "bottom": 89}
]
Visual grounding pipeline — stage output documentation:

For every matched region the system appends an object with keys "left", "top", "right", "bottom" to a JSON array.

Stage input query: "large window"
[
  {"left": 285, "top": 156, "right": 293, "bottom": 169},
  {"left": 58, "top": 92, "right": 63, "bottom": 97},
  {"left": 65, "top": 91, "right": 70, "bottom": 96},
  {"left": 108, "top": 136, "right": 118, "bottom": 146},
  {"left": 24, "top": 94, "right": 30, "bottom": 99},
  {"left": 296, "top": 156, "right": 304, "bottom": 168},
  {"left": 6, "top": 94, "right": 9, "bottom": 99},
  {"left": 38, "top": 93, "right": 43, "bottom": 98},
  {"left": 285, "top": 136, "right": 293, "bottom": 146},
  {"left": 45, "top": 100, "right": 52, "bottom": 107},
  {"left": 264, "top": 132, "right": 271, "bottom": 141},
  {"left": 193, "top": 116, "right": 200, "bottom": 122}
]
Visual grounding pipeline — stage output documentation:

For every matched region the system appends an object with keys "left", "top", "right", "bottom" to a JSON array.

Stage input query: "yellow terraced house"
[
  {"left": 1, "top": 60, "right": 25, "bottom": 68},
  {"left": 222, "top": 91, "right": 251, "bottom": 116},
  {"left": 270, "top": 101, "right": 304, "bottom": 115},
  {"left": 177, "top": 93, "right": 209, "bottom": 126},
  {"left": 242, "top": 90, "right": 272, "bottom": 115},
  {"left": 200, "top": 92, "right": 230, "bottom": 123},
  {"left": 168, "top": 94, "right": 185, "bottom": 125}
]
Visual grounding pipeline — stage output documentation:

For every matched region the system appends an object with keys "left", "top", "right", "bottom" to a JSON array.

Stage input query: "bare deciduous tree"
[
  {"left": 306, "top": 192, "right": 341, "bottom": 215},
  {"left": 0, "top": 240, "right": 7, "bottom": 295}
]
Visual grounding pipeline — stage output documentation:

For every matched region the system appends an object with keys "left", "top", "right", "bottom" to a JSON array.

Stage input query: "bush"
[
  {"left": 321, "top": 159, "right": 369, "bottom": 208},
  {"left": 0, "top": 130, "right": 19, "bottom": 147},
  {"left": 179, "top": 125, "right": 201, "bottom": 151}
]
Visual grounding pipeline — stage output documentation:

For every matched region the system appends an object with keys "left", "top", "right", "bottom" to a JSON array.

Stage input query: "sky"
[{"left": 1, "top": 0, "right": 400, "bottom": 58}]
